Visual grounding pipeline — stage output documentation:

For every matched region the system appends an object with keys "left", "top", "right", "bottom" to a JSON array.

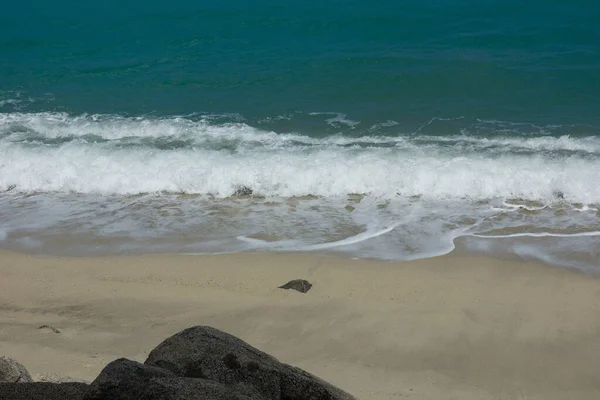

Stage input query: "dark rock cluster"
[
  {"left": 0, "top": 326, "right": 355, "bottom": 400},
  {"left": 0, "top": 382, "right": 89, "bottom": 400}
]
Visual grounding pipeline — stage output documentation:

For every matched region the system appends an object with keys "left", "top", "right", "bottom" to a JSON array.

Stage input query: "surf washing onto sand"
[
  {"left": 1, "top": 111, "right": 599, "bottom": 271},
  {"left": 1, "top": 1, "right": 599, "bottom": 271}
]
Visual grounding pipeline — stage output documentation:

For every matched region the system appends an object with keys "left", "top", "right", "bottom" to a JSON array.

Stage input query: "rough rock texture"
[
  {"left": 84, "top": 358, "right": 174, "bottom": 399},
  {"left": 0, "top": 382, "right": 88, "bottom": 400},
  {"left": 36, "top": 372, "right": 89, "bottom": 383},
  {"left": 233, "top": 186, "right": 254, "bottom": 196},
  {"left": 279, "top": 279, "right": 313, "bottom": 293},
  {"left": 84, "top": 358, "right": 265, "bottom": 400},
  {"left": 0, "top": 327, "right": 353, "bottom": 399},
  {"left": 145, "top": 326, "right": 355, "bottom": 400},
  {"left": 0, "top": 356, "right": 33, "bottom": 383}
]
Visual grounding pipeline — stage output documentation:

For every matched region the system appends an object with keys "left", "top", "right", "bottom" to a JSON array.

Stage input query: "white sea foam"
[
  {"left": 238, "top": 222, "right": 401, "bottom": 251},
  {"left": 1, "top": 112, "right": 599, "bottom": 271},
  {"left": 0, "top": 92, "right": 55, "bottom": 110},
  {"left": 309, "top": 112, "right": 360, "bottom": 128},
  {"left": 0, "top": 99, "right": 21, "bottom": 107},
  {"left": 1, "top": 113, "right": 600, "bottom": 203},
  {"left": 417, "top": 134, "right": 600, "bottom": 154},
  {"left": 0, "top": 140, "right": 599, "bottom": 202},
  {"left": 471, "top": 231, "right": 600, "bottom": 240}
]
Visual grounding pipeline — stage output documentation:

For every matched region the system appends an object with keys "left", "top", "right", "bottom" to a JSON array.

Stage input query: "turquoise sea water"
[
  {"left": 2, "top": 1, "right": 600, "bottom": 124},
  {"left": 1, "top": 1, "right": 599, "bottom": 270}
]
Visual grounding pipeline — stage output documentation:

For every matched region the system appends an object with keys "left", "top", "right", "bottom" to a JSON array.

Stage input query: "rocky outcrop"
[
  {"left": 0, "top": 382, "right": 88, "bottom": 400},
  {"left": 84, "top": 358, "right": 265, "bottom": 400},
  {"left": 0, "top": 356, "right": 33, "bottom": 383},
  {"left": 233, "top": 186, "right": 254, "bottom": 196},
  {"left": 145, "top": 326, "right": 354, "bottom": 400},
  {"left": 36, "top": 372, "right": 89, "bottom": 383},
  {"left": 278, "top": 279, "right": 313, "bottom": 293},
  {"left": 1, "top": 326, "right": 355, "bottom": 400}
]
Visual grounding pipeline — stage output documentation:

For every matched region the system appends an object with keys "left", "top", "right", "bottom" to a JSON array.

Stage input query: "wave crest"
[{"left": 1, "top": 112, "right": 599, "bottom": 203}]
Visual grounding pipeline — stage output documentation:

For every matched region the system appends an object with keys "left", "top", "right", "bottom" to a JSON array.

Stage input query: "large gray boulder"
[
  {"left": 0, "top": 382, "right": 88, "bottom": 400},
  {"left": 84, "top": 358, "right": 265, "bottom": 400},
  {"left": 0, "top": 356, "right": 33, "bottom": 383},
  {"left": 145, "top": 326, "right": 355, "bottom": 400}
]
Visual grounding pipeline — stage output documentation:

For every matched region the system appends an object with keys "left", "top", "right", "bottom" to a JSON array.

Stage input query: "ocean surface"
[{"left": 1, "top": 1, "right": 599, "bottom": 271}]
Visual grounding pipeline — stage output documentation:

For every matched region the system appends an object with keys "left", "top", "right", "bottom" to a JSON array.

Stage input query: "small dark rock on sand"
[
  {"left": 278, "top": 279, "right": 313, "bottom": 293},
  {"left": 38, "top": 324, "right": 61, "bottom": 334}
]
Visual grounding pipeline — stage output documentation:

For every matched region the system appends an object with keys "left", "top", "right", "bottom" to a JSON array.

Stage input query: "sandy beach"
[{"left": 1, "top": 250, "right": 600, "bottom": 399}]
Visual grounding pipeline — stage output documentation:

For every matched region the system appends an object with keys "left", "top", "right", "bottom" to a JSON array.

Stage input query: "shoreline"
[{"left": 1, "top": 250, "right": 600, "bottom": 399}]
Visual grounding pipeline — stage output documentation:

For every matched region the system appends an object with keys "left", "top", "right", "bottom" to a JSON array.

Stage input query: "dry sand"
[{"left": 1, "top": 250, "right": 600, "bottom": 399}]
